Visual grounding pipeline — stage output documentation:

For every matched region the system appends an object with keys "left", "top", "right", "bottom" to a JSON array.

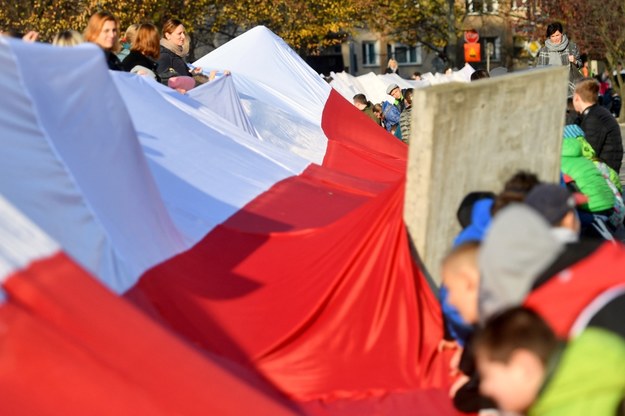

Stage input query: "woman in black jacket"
[
  {"left": 122, "top": 23, "right": 161, "bottom": 82},
  {"left": 156, "top": 19, "right": 202, "bottom": 81}
]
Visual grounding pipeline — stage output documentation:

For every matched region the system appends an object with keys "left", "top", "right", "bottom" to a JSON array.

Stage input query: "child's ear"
[{"left": 462, "top": 266, "right": 480, "bottom": 289}]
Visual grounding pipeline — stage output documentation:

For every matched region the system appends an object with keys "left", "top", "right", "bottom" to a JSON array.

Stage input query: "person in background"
[
  {"left": 386, "top": 83, "right": 405, "bottom": 113},
  {"left": 411, "top": 71, "right": 422, "bottom": 81},
  {"left": 580, "top": 53, "right": 590, "bottom": 77},
  {"left": 470, "top": 69, "right": 490, "bottom": 81},
  {"left": 573, "top": 78, "right": 623, "bottom": 173},
  {"left": 83, "top": 11, "right": 123, "bottom": 71},
  {"left": 116, "top": 23, "right": 139, "bottom": 61},
  {"left": 2, "top": 29, "right": 39, "bottom": 42},
  {"left": 157, "top": 18, "right": 202, "bottom": 81},
  {"left": 379, "top": 101, "right": 401, "bottom": 134},
  {"left": 373, "top": 102, "right": 400, "bottom": 134},
  {"left": 397, "top": 88, "right": 414, "bottom": 143},
  {"left": 474, "top": 307, "right": 625, "bottom": 415},
  {"left": 122, "top": 23, "right": 161, "bottom": 81},
  {"left": 352, "top": 93, "right": 380, "bottom": 125},
  {"left": 536, "top": 21, "right": 582, "bottom": 96},
  {"left": 52, "top": 30, "right": 83, "bottom": 47},
  {"left": 524, "top": 183, "right": 584, "bottom": 243},
  {"left": 536, "top": 21, "right": 582, "bottom": 68},
  {"left": 490, "top": 170, "right": 541, "bottom": 216},
  {"left": 385, "top": 58, "right": 400, "bottom": 76}
]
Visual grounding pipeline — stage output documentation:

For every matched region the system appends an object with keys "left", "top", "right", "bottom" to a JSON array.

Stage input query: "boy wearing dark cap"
[
  {"left": 524, "top": 183, "right": 585, "bottom": 243},
  {"left": 385, "top": 83, "right": 405, "bottom": 113}
]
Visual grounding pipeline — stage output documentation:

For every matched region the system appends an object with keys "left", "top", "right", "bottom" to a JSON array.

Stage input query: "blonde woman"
[
  {"left": 52, "top": 30, "right": 83, "bottom": 47},
  {"left": 117, "top": 23, "right": 139, "bottom": 61}
]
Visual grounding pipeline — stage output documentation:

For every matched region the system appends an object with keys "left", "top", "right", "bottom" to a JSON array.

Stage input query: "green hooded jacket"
[
  {"left": 561, "top": 138, "right": 615, "bottom": 212},
  {"left": 529, "top": 327, "right": 625, "bottom": 416}
]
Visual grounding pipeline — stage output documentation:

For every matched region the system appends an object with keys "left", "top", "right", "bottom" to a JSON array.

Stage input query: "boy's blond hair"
[{"left": 574, "top": 78, "right": 600, "bottom": 104}]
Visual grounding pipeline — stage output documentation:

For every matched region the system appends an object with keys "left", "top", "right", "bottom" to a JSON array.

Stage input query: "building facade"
[{"left": 338, "top": 0, "right": 538, "bottom": 78}]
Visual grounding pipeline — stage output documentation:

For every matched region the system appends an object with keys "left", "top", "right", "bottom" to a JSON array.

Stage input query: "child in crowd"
[
  {"left": 441, "top": 241, "right": 498, "bottom": 412},
  {"left": 474, "top": 307, "right": 625, "bottom": 415}
]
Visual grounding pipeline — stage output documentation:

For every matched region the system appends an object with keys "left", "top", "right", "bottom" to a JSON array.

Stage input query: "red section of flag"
[
  {"left": 126, "top": 90, "right": 455, "bottom": 412},
  {"left": 0, "top": 252, "right": 301, "bottom": 416}
]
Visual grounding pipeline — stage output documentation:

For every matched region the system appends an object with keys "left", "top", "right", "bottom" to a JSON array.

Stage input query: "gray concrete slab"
[{"left": 404, "top": 66, "right": 569, "bottom": 284}]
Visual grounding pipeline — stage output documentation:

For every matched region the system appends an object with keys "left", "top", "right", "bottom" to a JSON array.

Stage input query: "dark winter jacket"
[
  {"left": 157, "top": 46, "right": 190, "bottom": 79},
  {"left": 360, "top": 101, "right": 379, "bottom": 125},
  {"left": 104, "top": 50, "right": 124, "bottom": 71},
  {"left": 398, "top": 106, "right": 412, "bottom": 143},
  {"left": 578, "top": 104, "right": 624, "bottom": 173},
  {"left": 122, "top": 50, "right": 161, "bottom": 82}
]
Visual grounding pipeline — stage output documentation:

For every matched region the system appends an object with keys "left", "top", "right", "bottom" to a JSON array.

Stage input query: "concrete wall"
[{"left": 404, "top": 66, "right": 569, "bottom": 284}]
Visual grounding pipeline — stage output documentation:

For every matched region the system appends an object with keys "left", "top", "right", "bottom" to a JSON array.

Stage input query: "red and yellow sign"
[{"left": 464, "top": 43, "right": 481, "bottom": 62}]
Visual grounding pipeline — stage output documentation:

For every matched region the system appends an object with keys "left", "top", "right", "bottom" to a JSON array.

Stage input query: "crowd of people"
[
  {"left": 350, "top": 60, "right": 489, "bottom": 143},
  {"left": 352, "top": 83, "right": 415, "bottom": 143},
  {"left": 348, "top": 19, "right": 625, "bottom": 416},
  {"left": 435, "top": 22, "right": 625, "bottom": 415},
  {"left": 4, "top": 11, "right": 226, "bottom": 94},
  {"left": 4, "top": 14, "right": 625, "bottom": 415}
]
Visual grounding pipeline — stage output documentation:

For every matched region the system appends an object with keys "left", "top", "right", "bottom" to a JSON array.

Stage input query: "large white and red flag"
[{"left": 0, "top": 27, "right": 458, "bottom": 415}]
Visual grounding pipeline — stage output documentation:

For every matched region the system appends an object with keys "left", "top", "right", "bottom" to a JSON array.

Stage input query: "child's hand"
[
  {"left": 449, "top": 346, "right": 463, "bottom": 376},
  {"left": 449, "top": 374, "right": 470, "bottom": 398},
  {"left": 22, "top": 31, "right": 39, "bottom": 42},
  {"left": 437, "top": 339, "right": 459, "bottom": 352}
]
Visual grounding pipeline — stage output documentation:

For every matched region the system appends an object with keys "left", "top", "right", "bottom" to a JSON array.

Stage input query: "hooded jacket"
[
  {"left": 560, "top": 138, "right": 615, "bottom": 213},
  {"left": 529, "top": 327, "right": 625, "bottom": 416},
  {"left": 478, "top": 204, "right": 565, "bottom": 322},
  {"left": 453, "top": 198, "right": 493, "bottom": 247},
  {"left": 381, "top": 101, "right": 401, "bottom": 133}
]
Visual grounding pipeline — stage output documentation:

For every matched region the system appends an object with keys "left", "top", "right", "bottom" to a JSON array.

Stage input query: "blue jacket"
[
  {"left": 453, "top": 198, "right": 493, "bottom": 247},
  {"left": 381, "top": 101, "right": 400, "bottom": 132}
]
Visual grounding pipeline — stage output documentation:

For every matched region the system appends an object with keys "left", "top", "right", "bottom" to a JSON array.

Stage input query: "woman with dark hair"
[
  {"left": 83, "top": 11, "right": 123, "bottom": 71},
  {"left": 122, "top": 23, "right": 161, "bottom": 81},
  {"left": 537, "top": 22, "right": 581, "bottom": 67},
  {"left": 536, "top": 22, "right": 582, "bottom": 96}
]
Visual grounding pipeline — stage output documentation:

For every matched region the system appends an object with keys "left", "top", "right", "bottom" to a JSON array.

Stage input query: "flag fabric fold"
[{"left": 0, "top": 26, "right": 458, "bottom": 415}]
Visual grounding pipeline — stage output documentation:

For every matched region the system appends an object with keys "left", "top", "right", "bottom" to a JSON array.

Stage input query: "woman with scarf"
[
  {"left": 536, "top": 22, "right": 582, "bottom": 96},
  {"left": 157, "top": 19, "right": 205, "bottom": 85}
]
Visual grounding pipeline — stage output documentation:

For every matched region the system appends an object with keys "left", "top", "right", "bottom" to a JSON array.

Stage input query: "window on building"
[
  {"left": 481, "top": 37, "right": 501, "bottom": 62},
  {"left": 466, "top": 0, "right": 499, "bottom": 14},
  {"left": 362, "top": 41, "right": 378, "bottom": 66},
  {"left": 511, "top": 0, "right": 527, "bottom": 10},
  {"left": 392, "top": 44, "right": 422, "bottom": 65}
]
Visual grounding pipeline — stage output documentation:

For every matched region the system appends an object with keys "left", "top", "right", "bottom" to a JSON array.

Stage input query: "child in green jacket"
[{"left": 474, "top": 307, "right": 625, "bottom": 415}]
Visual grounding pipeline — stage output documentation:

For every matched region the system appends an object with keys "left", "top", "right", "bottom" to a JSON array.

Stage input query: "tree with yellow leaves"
[
  {"left": 0, "top": 0, "right": 212, "bottom": 44},
  {"left": 2, "top": 0, "right": 461, "bottom": 63}
]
